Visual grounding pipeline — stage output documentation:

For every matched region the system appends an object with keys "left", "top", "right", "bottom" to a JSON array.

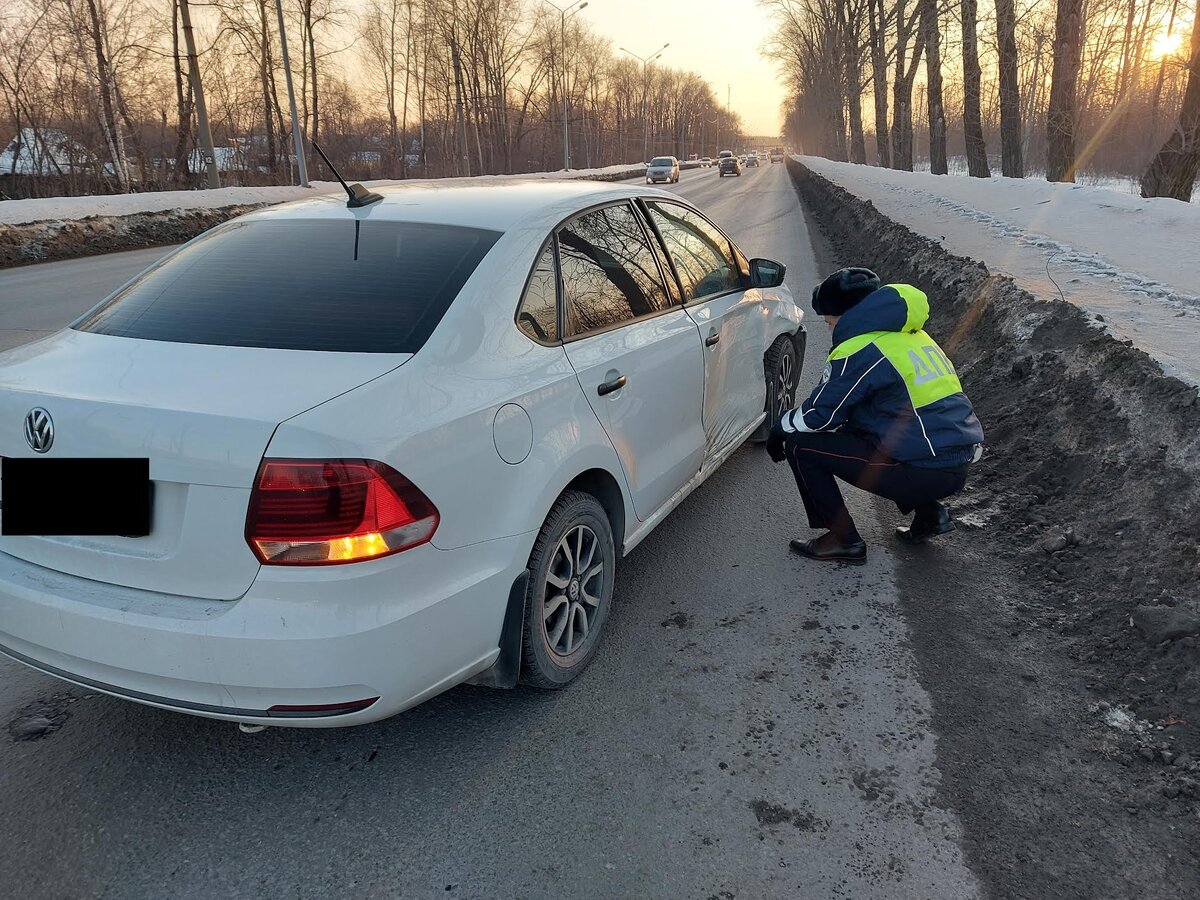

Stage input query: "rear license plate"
[{"left": 1, "top": 458, "right": 151, "bottom": 536}]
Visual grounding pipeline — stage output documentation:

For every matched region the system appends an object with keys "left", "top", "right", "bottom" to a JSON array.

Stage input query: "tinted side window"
[
  {"left": 75, "top": 220, "right": 500, "bottom": 353},
  {"left": 646, "top": 202, "right": 741, "bottom": 302},
  {"left": 516, "top": 240, "right": 558, "bottom": 343},
  {"left": 558, "top": 203, "right": 671, "bottom": 336}
]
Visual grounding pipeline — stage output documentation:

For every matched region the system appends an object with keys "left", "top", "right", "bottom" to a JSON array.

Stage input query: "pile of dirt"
[
  {"left": 0, "top": 204, "right": 271, "bottom": 267},
  {"left": 788, "top": 160, "right": 1200, "bottom": 884}
]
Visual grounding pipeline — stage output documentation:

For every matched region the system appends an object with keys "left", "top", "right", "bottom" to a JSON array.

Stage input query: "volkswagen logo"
[{"left": 24, "top": 408, "right": 54, "bottom": 453}]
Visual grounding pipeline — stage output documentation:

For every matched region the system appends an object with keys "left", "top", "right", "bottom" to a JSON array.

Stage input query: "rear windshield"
[
  {"left": 650, "top": 157, "right": 673, "bottom": 166},
  {"left": 74, "top": 219, "right": 501, "bottom": 353}
]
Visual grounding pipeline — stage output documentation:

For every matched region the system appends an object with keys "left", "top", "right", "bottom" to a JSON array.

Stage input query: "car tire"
[
  {"left": 751, "top": 332, "right": 804, "bottom": 442},
  {"left": 520, "top": 489, "right": 616, "bottom": 689}
]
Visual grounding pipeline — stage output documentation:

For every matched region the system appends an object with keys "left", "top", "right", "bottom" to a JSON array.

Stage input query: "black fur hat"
[{"left": 811, "top": 268, "right": 881, "bottom": 316}]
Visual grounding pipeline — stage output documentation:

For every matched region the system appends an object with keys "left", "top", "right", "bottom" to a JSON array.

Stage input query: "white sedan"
[{"left": 0, "top": 180, "right": 804, "bottom": 727}]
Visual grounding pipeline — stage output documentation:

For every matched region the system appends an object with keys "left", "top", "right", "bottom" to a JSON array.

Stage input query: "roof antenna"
[{"left": 311, "top": 140, "right": 383, "bottom": 209}]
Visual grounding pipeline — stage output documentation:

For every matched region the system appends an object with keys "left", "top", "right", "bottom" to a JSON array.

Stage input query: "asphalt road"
[{"left": 0, "top": 165, "right": 980, "bottom": 898}]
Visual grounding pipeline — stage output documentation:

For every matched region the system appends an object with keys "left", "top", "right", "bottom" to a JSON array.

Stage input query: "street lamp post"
[
  {"left": 542, "top": 0, "right": 589, "bottom": 170},
  {"left": 620, "top": 43, "right": 668, "bottom": 164}
]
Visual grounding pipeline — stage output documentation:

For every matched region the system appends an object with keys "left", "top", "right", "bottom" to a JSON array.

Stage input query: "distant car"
[
  {"left": 0, "top": 179, "right": 803, "bottom": 728},
  {"left": 646, "top": 156, "right": 680, "bottom": 184},
  {"left": 770, "top": 149, "right": 784, "bottom": 164},
  {"left": 718, "top": 150, "right": 734, "bottom": 159},
  {"left": 718, "top": 155, "right": 741, "bottom": 177},
  {"left": 746, "top": 153, "right": 759, "bottom": 168},
  {"left": 700, "top": 157, "right": 713, "bottom": 168}
]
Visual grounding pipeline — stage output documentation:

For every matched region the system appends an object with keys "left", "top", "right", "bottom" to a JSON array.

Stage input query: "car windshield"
[
  {"left": 650, "top": 158, "right": 673, "bottom": 166},
  {"left": 74, "top": 219, "right": 501, "bottom": 353}
]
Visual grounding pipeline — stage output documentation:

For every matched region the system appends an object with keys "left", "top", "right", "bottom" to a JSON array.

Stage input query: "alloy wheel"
[
  {"left": 542, "top": 524, "right": 604, "bottom": 659},
  {"left": 775, "top": 348, "right": 796, "bottom": 417}
]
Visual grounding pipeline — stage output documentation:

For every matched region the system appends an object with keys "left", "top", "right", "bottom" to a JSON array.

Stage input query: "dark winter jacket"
[{"left": 780, "top": 283, "right": 984, "bottom": 468}]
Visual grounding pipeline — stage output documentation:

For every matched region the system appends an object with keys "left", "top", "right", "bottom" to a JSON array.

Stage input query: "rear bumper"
[{"left": 0, "top": 535, "right": 532, "bottom": 727}]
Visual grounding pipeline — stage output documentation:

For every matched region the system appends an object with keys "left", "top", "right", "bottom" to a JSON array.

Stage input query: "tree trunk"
[
  {"left": 840, "top": 3, "right": 866, "bottom": 164},
  {"left": 961, "top": 0, "right": 989, "bottom": 176},
  {"left": 1141, "top": 16, "right": 1200, "bottom": 200},
  {"left": 307, "top": 8, "right": 319, "bottom": 145},
  {"left": 867, "top": 0, "right": 890, "bottom": 166},
  {"left": 921, "top": 0, "right": 946, "bottom": 174},
  {"left": 172, "top": 0, "right": 194, "bottom": 183},
  {"left": 258, "top": 0, "right": 278, "bottom": 173},
  {"left": 891, "top": 40, "right": 924, "bottom": 170},
  {"left": 386, "top": 2, "right": 398, "bottom": 178},
  {"left": 400, "top": 0, "right": 413, "bottom": 177},
  {"left": 995, "top": 0, "right": 1024, "bottom": 176},
  {"left": 82, "top": 0, "right": 128, "bottom": 190},
  {"left": 890, "top": 1, "right": 924, "bottom": 171},
  {"left": 1046, "top": 0, "right": 1085, "bottom": 182},
  {"left": 847, "top": 76, "right": 867, "bottom": 164}
]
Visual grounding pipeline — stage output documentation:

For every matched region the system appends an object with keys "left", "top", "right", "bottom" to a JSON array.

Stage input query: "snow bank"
[
  {"left": 0, "top": 162, "right": 671, "bottom": 267},
  {"left": 796, "top": 156, "right": 1200, "bottom": 387},
  {"left": 790, "top": 158, "right": 1200, "bottom": 763},
  {"left": 0, "top": 162, "right": 663, "bottom": 226}
]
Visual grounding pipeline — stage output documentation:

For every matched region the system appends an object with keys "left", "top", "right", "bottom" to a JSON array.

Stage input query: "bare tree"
[
  {"left": 890, "top": 0, "right": 925, "bottom": 170},
  {"left": 1141, "top": 10, "right": 1200, "bottom": 199},
  {"left": 995, "top": 0, "right": 1024, "bottom": 176},
  {"left": 919, "top": 0, "right": 946, "bottom": 173},
  {"left": 960, "top": 0, "right": 989, "bottom": 176},
  {"left": 866, "top": 0, "right": 890, "bottom": 166},
  {"left": 1046, "top": 0, "right": 1085, "bottom": 181}
]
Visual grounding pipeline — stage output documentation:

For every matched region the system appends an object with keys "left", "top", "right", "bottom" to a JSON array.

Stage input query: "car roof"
[{"left": 241, "top": 178, "right": 679, "bottom": 232}]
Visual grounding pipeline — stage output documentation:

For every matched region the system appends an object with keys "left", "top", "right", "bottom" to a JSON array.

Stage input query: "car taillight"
[{"left": 246, "top": 459, "right": 439, "bottom": 565}]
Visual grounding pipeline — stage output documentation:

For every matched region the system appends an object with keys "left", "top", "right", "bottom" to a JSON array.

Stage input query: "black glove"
[{"left": 766, "top": 421, "right": 787, "bottom": 463}]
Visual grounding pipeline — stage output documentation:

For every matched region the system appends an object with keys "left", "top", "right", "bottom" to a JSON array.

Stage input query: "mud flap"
[{"left": 466, "top": 570, "right": 529, "bottom": 689}]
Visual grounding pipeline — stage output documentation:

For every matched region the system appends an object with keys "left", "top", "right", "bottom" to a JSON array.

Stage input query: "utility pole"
[
  {"left": 274, "top": 0, "right": 308, "bottom": 186},
  {"left": 542, "top": 0, "right": 589, "bottom": 170},
  {"left": 620, "top": 43, "right": 668, "bottom": 163},
  {"left": 177, "top": 0, "right": 219, "bottom": 189}
]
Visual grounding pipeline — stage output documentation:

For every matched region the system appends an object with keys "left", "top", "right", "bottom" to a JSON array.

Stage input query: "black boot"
[
  {"left": 789, "top": 531, "right": 867, "bottom": 565},
  {"left": 895, "top": 503, "right": 955, "bottom": 545}
]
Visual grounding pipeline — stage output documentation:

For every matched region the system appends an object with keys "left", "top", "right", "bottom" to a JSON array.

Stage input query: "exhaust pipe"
[{"left": 237, "top": 722, "right": 268, "bottom": 734}]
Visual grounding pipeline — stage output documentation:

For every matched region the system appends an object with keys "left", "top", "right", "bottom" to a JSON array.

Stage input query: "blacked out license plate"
[{"left": 1, "top": 458, "right": 152, "bottom": 536}]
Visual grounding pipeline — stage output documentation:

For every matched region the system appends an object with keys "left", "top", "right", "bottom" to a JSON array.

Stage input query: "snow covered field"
[
  {"left": 799, "top": 156, "right": 1200, "bottom": 387},
  {"left": 0, "top": 163, "right": 659, "bottom": 226}
]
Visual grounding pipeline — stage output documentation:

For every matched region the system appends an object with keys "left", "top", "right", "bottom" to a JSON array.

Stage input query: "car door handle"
[
  {"left": 705, "top": 332, "right": 720, "bottom": 347},
  {"left": 597, "top": 375, "right": 627, "bottom": 396}
]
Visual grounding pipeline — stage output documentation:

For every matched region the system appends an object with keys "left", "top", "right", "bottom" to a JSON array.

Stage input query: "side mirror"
[{"left": 749, "top": 258, "right": 786, "bottom": 288}]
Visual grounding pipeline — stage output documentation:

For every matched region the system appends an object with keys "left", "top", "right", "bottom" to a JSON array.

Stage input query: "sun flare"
[{"left": 1149, "top": 30, "right": 1184, "bottom": 59}]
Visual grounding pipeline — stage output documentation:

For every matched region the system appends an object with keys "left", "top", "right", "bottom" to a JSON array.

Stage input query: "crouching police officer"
[{"left": 767, "top": 268, "right": 984, "bottom": 565}]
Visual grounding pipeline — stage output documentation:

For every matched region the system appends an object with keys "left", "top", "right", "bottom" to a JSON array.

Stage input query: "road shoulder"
[{"left": 791, "top": 158, "right": 1200, "bottom": 899}]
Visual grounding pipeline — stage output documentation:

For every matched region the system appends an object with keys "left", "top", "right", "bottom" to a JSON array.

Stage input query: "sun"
[{"left": 1149, "top": 30, "right": 1184, "bottom": 59}]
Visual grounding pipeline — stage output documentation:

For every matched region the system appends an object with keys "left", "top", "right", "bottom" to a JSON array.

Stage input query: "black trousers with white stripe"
[{"left": 783, "top": 431, "right": 968, "bottom": 543}]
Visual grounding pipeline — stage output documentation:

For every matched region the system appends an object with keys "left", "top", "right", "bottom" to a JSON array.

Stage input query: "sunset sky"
[{"left": 538, "top": 0, "right": 787, "bottom": 135}]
